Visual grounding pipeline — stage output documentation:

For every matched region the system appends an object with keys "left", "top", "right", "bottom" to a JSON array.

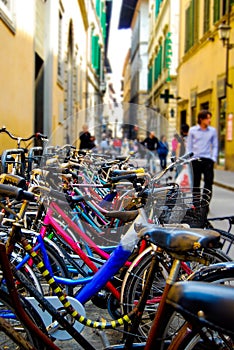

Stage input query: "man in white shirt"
[{"left": 187, "top": 110, "right": 218, "bottom": 206}]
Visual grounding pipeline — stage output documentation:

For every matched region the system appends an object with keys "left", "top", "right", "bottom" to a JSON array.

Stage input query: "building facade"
[
  {"left": 178, "top": 0, "right": 234, "bottom": 170},
  {"left": 119, "top": 0, "right": 234, "bottom": 170},
  {"left": 0, "top": 0, "right": 109, "bottom": 151},
  {"left": 147, "top": 0, "right": 180, "bottom": 142},
  {"left": 119, "top": 0, "right": 149, "bottom": 139}
]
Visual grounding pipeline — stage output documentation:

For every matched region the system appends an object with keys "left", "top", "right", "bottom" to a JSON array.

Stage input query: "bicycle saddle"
[
  {"left": 167, "top": 281, "right": 234, "bottom": 336},
  {"left": 104, "top": 209, "right": 139, "bottom": 223},
  {"left": 137, "top": 223, "right": 220, "bottom": 252}
]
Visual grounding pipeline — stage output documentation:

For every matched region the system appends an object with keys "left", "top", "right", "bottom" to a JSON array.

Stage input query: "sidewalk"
[{"left": 214, "top": 169, "right": 234, "bottom": 192}]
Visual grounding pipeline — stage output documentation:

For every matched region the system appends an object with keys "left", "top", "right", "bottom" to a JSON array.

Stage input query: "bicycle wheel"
[
  {"left": 15, "top": 237, "right": 72, "bottom": 296},
  {"left": 0, "top": 316, "right": 36, "bottom": 350},
  {"left": 0, "top": 289, "right": 47, "bottom": 349},
  {"left": 121, "top": 248, "right": 168, "bottom": 342},
  {"left": 121, "top": 247, "right": 231, "bottom": 343},
  {"left": 166, "top": 323, "right": 234, "bottom": 350},
  {"left": 32, "top": 239, "right": 73, "bottom": 296}
]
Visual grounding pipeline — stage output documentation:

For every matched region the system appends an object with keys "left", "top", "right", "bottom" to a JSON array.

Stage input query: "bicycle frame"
[
  {"left": 0, "top": 242, "right": 60, "bottom": 350},
  {"left": 14, "top": 197, "right": 149, "bottom": 304}
]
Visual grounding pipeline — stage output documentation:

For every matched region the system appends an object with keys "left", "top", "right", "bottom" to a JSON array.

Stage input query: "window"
[
  {"left": 213, "top": 0, "right": 234, "bottom": 23},
  {"left": 200, "top": 101, "right": 209, "bottom": 110},
  {"left": 203, "top": 0, "right": 210, "bottom": 34},
  {"left": 155, "top": 0, "right": 163, "bottom": 18},
  {"left": 148, "top": 65, "right": 153, "bottom": 91},
  {"left": 185, "top": 0, "right": 199, "bottom": 52},
  {"left": 57, "top": 9, "right": 63, "bottom": 79},
  {"left": 91, "top": 28, "right": 100, "bottom": 76},
  {"left": 154, "top": 45, "right": 162, "bottom": 82},
  {"left": 0, "top": 0, "right": 16, "bottom": 32}
]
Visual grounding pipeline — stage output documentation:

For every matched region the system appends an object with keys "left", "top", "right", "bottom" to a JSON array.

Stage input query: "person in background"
[
  {"left": 121, "top": 137, "right": 130, "bottom": 156},
  {"left": 113, "top": 138, "right": 122, "bottom": 154},
  {"left": 100, "top": 136, "right": 109, "bottom": 153},
  {"left": 171, "top": 134, "right": 178, "bottom": 157},
  {"left": 79, "top": 124, "right": 95, "bottom": 150},
  {"left": 186, "top": 110, "right": 218, "bottom": 205},
  {"left": 141, "top": 131, "right": 159, "bottom": 172},
  {"left": 157, "top": 135, "right": 169, "bottom": 169},
  {"left": 176, "top": 123, "right": 190, "bottom": 158}
]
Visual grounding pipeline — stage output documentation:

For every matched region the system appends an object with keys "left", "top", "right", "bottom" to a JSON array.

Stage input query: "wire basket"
[{"left": 150, "top": 186, "right": 210, "bottom": 228}]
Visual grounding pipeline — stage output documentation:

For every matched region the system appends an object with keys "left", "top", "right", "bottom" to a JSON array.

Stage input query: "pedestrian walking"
[
  {"left": 157, "top": 135, "right": 169, "bottom": 169},
  {"left": 100, "top": 137, "right": 109, "bottom": 153},
  {"left": 121, "top": 137, "right": 130, "bottom": 156},
  {"left": 79, "top": 124, "right": 95, "bottom": 150},
  {"left": 113, "top": 138, "right": 122, "bottom": 154},
  {"left": 141, "top": 131, "right": 159, "bottom": 173},
  {"left": 186, "top": 110, "right": 218, "bottom": 205},
  {"left": 174, "top": 124, "right": 190, "bottom": 178},
  {"left": 176, "top": 123, "right": 189, "bottom": 158}
]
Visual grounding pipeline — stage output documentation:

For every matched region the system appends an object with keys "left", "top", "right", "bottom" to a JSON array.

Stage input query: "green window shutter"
[
  {"left": 203, "top": 0, "right": 210, "bottom": 33},
  {"left": 97, "top": 46, "right": 100, "bottom": 77},
  {"left": 96, "top": 0, "right": 101, "bottom": 17},
  {"left": 101, "top": 2, "right": 106, "bottom": 39},
  {"left": 91, "top": 30, "right": 95, "bottom": 65},
  {"left": 148, "top": 65, "right": 152, "bottom": 90},
  {"left": 185, "top": 2, "right": 194, "bottom": 52},
  {"left": 158, "top": 44, "right": 162, "bottom": 76},
  {"left": 94, "top": 36, "right": 99, "bottom": 69},
  {"left": 213, "top": 0, "right": 220, "bottom": 23},
  {"left": 193, "top": 0, "right": 199, "bottom": 43},
  {"left": 91, "top": 32, "right": 99, "bottom": 70},
  {"left": 154, "top": 56, "right": 157, "bottom": 82},
  {"left": 155, "top": 0, "right": 160, "bottom": 17}
]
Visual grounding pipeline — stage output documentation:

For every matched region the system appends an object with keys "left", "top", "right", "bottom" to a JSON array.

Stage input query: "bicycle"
[
  {"left": 0, "top": 126, "right": 47, "bottom": 179},
  {"left": 103, "top": 221, "right": 234, "bottom": 350}
]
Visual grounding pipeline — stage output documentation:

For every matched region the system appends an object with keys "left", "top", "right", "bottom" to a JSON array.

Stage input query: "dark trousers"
[
  {"left": 158, "top": 155, "right": 167, "bottom": 169},
  {"left": 191, "top": 158, "right": 214, "bottom": 204}
]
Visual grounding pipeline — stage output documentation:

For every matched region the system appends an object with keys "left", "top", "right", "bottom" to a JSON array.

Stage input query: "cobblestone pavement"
[{"left": 53, "top": 301, "right": 124, "bottom": 349}]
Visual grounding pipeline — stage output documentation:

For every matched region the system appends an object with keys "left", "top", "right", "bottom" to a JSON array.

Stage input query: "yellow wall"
[{"left": 0, "top": 19, "right": 34, "bottom": 151}]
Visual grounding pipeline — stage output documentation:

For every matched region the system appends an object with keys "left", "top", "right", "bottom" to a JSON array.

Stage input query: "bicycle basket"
[{"left": 152, "top": 187, "right": 210, "bottom": 228}]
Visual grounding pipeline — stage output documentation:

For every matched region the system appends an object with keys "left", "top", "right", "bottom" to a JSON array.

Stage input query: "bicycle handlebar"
[
  {"left": 0, "top": 183, "right": 36, "bottom": 201},
  {"left": 0, "top": 126, "right": 47, "bottom": 144},
  {"left": 110, "top": 172, "right": 147, "bottom": 184},
  {"left": 151, "top": 152, "right": 194, "bottom": 184}
]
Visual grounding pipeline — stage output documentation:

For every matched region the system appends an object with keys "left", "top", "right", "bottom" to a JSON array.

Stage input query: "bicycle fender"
[{"left": 188, "top": 261, "right": 234, "bottom": 282}]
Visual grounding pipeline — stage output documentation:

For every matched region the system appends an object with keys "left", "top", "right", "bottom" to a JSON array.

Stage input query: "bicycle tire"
[
  {"left": 121, "top": 247, "right": 231, "bottom": 343},
  {"left": 0, "top": 289, "right": 47, "bottom": 349},
  {"left": 166, "top": 322, "right": 234, "bottom": 350},
  {"left": 34, "top": 239, "right": 73, "bottom": 295},
  {"left": 14, "top": 237, "right": 72, "bottom": 296}
]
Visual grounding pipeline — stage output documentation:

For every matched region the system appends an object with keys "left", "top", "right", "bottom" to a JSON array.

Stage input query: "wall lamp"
[
  {"left": 218, "top": 24, "right": 234, "bottom": 49},
  {"left": 218, "top": 23, "right": 234, "bottom": 89},
  {"left": 170, "top": 108, "right": 175, "bottom": 118}
]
